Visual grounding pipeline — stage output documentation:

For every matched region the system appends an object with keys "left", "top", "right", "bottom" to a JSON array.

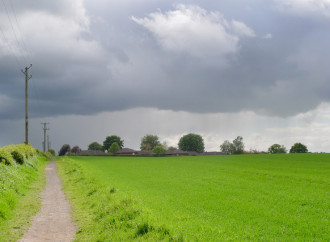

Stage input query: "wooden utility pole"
[
  {"left": 22, "top": 64, "right": 32, "bottom": 144},
  {"left": 41, "top": 122, "right": 49, "bottom": 152},
  {"left": 47, "top": 135, "right": 51, "bottom": 150}
]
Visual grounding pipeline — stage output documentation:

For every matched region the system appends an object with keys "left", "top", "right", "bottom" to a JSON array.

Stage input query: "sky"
[{"left": 1, "top": 0, "right": 330, "bottom": 153}]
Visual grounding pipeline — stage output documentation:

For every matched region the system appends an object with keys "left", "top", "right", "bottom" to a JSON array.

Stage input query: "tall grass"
[
  {"left": 0, "top": 144, "right": 49, "bottom": 241},
  {"left": 58, "top": 154, "right": 329, "bottom": 241}
]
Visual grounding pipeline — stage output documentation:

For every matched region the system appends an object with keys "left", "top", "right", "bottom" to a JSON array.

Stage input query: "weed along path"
[{"left": 19, "top": 158, "right": 76, "bottom": 242}]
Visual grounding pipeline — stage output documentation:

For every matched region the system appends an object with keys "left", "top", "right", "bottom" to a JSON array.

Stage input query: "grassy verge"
[
  {"left": 0, "top": 145, "right": 50, "bottom": 241},
  {"left": 56, "top": 156, "right": 182, "bottom": 241}
]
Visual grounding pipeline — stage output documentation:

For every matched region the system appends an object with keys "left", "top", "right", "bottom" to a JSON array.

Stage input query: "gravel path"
[{"left": 19, "top": 159, "right": 76, "bottom": 242}]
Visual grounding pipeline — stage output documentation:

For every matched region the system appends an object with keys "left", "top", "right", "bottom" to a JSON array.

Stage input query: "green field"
[{"left": 57, "top": 154, "right": 329, "bottom": 241}]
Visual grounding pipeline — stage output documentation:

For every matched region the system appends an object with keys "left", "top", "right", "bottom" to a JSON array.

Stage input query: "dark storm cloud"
[{"left": 1, "top": 0, "right": 330, "bottom": 121}]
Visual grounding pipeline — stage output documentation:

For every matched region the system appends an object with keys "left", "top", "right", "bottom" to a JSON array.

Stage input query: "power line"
[
  {"left": 8, "top": 0, "right": 32, "bottom": 61},
  {"left": 1, "top": 0, "right": 43, "bottom": 119},
  {"left": 6, "top": 0, "right": 44, "bottom": 119},
  {"left": 0, "top": 0, "right": 28, "bottom": 64},
  {"left": 0, "top": 25, "right": 22, "bottom": 68}
]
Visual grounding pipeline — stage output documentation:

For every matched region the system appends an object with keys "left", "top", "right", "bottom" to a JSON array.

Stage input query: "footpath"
[{"left": 19, "top": 159, "right": 76, "bottom": 241}]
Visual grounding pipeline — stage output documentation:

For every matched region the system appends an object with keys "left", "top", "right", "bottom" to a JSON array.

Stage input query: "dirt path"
[{"left": 19, "top": 159, "right": 76, "bottom": 242}]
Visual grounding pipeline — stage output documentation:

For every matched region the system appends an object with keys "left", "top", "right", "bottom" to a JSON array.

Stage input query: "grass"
[
  {"left": 57, "top": 154, "right": 329, "bottom": 241},
  {"left": 0, "top": 155, "right": 48, "bottom": 241}
]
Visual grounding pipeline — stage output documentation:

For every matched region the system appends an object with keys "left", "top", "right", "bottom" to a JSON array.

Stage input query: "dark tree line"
[{"left": 59, "top": 134, "right": 309, "bottom": 156}]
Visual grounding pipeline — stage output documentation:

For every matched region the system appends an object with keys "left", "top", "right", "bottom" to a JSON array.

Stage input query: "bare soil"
[{"left": 19, "top": 159, "right": 76, "bottom": 241}]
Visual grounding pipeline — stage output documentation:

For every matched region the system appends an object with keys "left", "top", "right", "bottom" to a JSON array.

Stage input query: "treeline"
[
  {"left": 220, "top": 137, "right": 308, "bottom": 154},
  {"left": 58, "top": 133, "right": 309, "bottom": 156}
]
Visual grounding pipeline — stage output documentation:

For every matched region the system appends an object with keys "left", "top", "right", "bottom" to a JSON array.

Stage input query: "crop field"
[{"left": 57, "top": 154, "right": 329, "bottom": 241}]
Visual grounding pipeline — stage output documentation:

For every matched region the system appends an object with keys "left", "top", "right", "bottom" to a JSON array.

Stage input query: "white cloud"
[
  {"left": 0, "top": 0, "right": 93, "bottom": 58},
  {"left": 275, "top": 0, "right": 330, "bottom": 18},
  {"left": 231, "top": 20, "right": 256, "bottom": 37},
  {"left": 20, "top": 12, "right": 103, "bottom": 61},
  {"left": 132, "top": 4, "right": 255, "bottom": 66}
]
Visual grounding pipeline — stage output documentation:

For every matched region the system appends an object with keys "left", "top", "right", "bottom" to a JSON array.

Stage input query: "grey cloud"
[{"left": 1, "top": 0, "right": 330, "bottom": 122}]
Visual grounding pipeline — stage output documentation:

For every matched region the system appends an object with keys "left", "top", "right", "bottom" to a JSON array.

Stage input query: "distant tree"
[
  {"left": 108, "top": 142, "right": 120, "bottom": 155},
  {"left": 231, "top": 136, "right": 244, "bottom": 154},
  {"left": 168, "top": 146, "right": 177, "bottom": 151},
  {"left": 162, "top": 141, "right": 168, "bottom": 151},
  {"left": 220, "top": 140, "right": 232, "bottom": 155},
  {"left": 71, "top": 146, "right": 81, "bottom": 154},
  {"left": 88, "top": 142, "right": 103, "bottom": 151},
  {"left": 152, "top": 145, "right": 166, "bottom": 154},
  {"left": 248, "top": 149, "right": 263, "bottom": 154},
  {"left": 140, "top": 134, "right": 160, "bottom": 151},
  {"left": 178, "top": 133, "right": 204, "bottom": 153},
  {"left": 268, "top": 144, "right": 287, "bottom": 154},
  {"left": 103, "top": 135, "right": 124, "bottom": 151},
  {"left": 58, "top": 144, "right": 71, "bottom": 156},
  {"left": 290, "top": 143, "right": 308, "bottom": 153}
]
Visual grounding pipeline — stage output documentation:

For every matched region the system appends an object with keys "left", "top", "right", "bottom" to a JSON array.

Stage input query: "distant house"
[
  {"left": 76, "top": 149, "right": 223, "bottom": 157},
  {"left": 78, "top": 150, "right": 105, "bottom": 155},
  {"left": 136, "top": 150, "right": 153, "bottom": 156},
  {"left": 116, "top": 148, "right": 137, "bottom": 156},
  {"left": 167, "top": 149, "right": 198, "bottom": 156},
  {"left": 201, "top": 152, "right": 224, "bottom": 156}
]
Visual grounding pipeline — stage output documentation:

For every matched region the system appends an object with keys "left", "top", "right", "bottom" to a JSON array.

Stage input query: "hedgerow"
[
  {"left": 0, "top": 144, "right": 49, "bottom": 240},
  {"left": 0, "top": 149, "right": 15, "bottom": 165},
  {"left": 0, "top": 144, "right": 39, "bottom": 165}
]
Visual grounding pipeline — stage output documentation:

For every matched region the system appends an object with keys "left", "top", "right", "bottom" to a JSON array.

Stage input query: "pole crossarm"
[{"left": 21, "top": 64, "right": 32, "bottom": 78}]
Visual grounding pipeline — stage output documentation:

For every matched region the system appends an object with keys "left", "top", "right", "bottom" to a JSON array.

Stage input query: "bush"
[
  {"left": 2, "top": 146, "right": 26, "bottom": 165},
  {"left": 59, "top": 144, "right": 71, "bottom": 156},
  {"left": 10, "top": 150, "right": 25, "bottom": 164},
  {"left": 1, "top": 144, "right": 36, "bottom": 165},
  {"left": 103, "top": 136, "right": 124, "bottom": 151},
  {"left": 290, "top": 143, "right": 308, "bottom": 153},
  {"left": 140, "top": 135, "right": 160, "bottom": 151},
  {"left": 178, "top": 133, "right": 204, "bottom": 153},
  {"left": 152, "top": 145, "right": 166, "bottom": 154},
  {"left": 48, "top": 149, "right": 56, "bottom": 156},
  {"left": 0, "top": 144, "right": 45, "bottom": 166},
  {"left": 220, "top": 140, "right": 232, "bottom": 155},
  {"left": 71, "top": 146, "right": 81, "bottom": 154},
  {"left": 88, "top": 142, "right": 103, "bottom": 151},
  {"left": 231, "top": 136, "right": 245, "bottom": 155},
  {"left": 268, "top": 144, "right": 287, "bottom": 154},
  {"left": 43, "top": 152, "right": 53, "bottom": 160},
  {"left": 108, "top": 142, "right": 120, "bottom": 155},
  {"left": 0, "top": 149, "right": 15, "bottom": 165},
  {"left": 16, "top": 144, "right": 36, "bottom": 159}
]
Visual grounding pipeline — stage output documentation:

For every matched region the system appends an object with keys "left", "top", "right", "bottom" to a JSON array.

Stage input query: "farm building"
[
  {"left": 167, "top": 149, "right": 198, "bottom": 156},
  {"left": 116, "top": 148, "right": 137, "bottom": 155},
  {"left": 136, "top": 150, "right": 153, "bottom": 156},
  {"left": 78, "top": 150, "right": 105, "bottom": 155},
  {"left": 201, "top": 152, "right": 223, "bottom": 156}
]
